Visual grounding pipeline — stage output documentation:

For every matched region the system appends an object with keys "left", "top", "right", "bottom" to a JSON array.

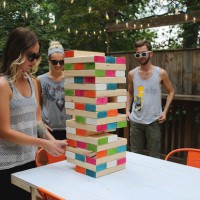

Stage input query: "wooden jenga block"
[{"left": 65, "top": 50, "right": 105, "bottom": 58}]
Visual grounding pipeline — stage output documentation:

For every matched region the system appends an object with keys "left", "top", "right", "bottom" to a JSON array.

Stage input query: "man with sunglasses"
[
  {"left": 126, "top": 40, "right": 175, "bottom": 158},
  {"left": 37, "top": 41, "right": 71, "bottom": 140}
]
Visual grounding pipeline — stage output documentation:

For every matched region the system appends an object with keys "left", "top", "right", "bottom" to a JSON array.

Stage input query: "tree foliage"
[{"left": 0, "top": 0, "right": 200, "bottom": 75}]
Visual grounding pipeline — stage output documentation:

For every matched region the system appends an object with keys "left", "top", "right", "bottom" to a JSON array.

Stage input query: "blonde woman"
[
  {"left": 37, "top": 41, "right": 71, "bottom": 140},
  {"left": 0, "top": 27, "right": 67, "bottom": 199}
]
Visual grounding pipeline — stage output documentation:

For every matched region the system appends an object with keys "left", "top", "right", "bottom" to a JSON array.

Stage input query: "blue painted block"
[
  {"left": 117, "top": 145, "right": 127, "bottom": 153},
  {"left": 107, "top": 122, "right": 117, "bottom": 130},
  {"left": 106, "top": 56, "right": 116, "bottom": 63},
  {"left": 85, "top": 104, "right": 96, "bottom": 112},
  {"left": 74, "top": 77, "right": 84, "bottom": 83},
  {"left": 97, "top": 111, "right": 107, "bottom": 118},
  {"left": 75, "top": 153, "right": 85, "bottom": 162},
  {"left": 107, "top": 83, "right": 117, "bottom": 90},
  {"left": 96, "top": 163, "right": 106, "bottom": 172}
]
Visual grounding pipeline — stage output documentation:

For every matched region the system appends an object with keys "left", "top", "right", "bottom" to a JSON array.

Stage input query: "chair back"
[
  {"left": 37, "top": 187, "right": 65, "bottom": 200},
  {"left": 165, "top": 148, "right": 200, "bottom": 168},
  {"left": 35, "top": 148, "right": 66, "bottom": 167}
]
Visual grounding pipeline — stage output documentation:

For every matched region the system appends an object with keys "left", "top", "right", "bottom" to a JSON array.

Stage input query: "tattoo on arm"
[{"left": 37, "top": 122, "right": 47, "bottom": 137}]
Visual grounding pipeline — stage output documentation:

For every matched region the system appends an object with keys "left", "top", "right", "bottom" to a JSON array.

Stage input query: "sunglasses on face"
[
  {"left": 27, "top": 52, "right": 41, "bottom": 62},
  {"left": 134, "top": 51, "right": 151, "bottom": 58},
  {"left": 50, "top": 60, "right": 64, "bottom": 66}
]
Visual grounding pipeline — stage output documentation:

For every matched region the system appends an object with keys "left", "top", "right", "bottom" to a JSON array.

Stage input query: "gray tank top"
[
  {"left": 130, "top": 66, "right": 162, "bottom": 124},
  {"left": 38, "top": 73, "right": 70, "bottom": 130},
  {"left": 0, "top": 74, "right": 37, "bottom": 170}
]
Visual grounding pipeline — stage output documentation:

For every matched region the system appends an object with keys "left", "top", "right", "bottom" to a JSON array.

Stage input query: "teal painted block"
[
  {"left": 65, "top": 89, "right": 74, "bottom": 96},
  {"left": 117, "top": 145, "right": 127, "bottom": 153},
  {"left": 106, "top": 56, "right": 116, "bottom": 63},
  {"left": 75, "top": 153, "right": 85, "bottom": 162},
  {"left": 74, "top": 77, "right": 84, "bottom": 83},
  {"left": 97, "top": 111, "right": 107, "bottom": 118},
  {"left": 107, "top": 122, "right": 117, "bottom": 130},
  {"left": 107, "top": 83, "right": 117, "bottom": 90},
  {"left": 64, "top": 63, "right": 74, "bottom": 70},
  {"left": 84, "top": 63, "right": 95, "bottom": 69},
  {"left": 107, "top": 147, "right": 117, "bottom": 156},
  {"left": 86, "top": 169, "right": 96, "bottom": 178},
  {"left": 85, "top": 104, "right": 96, "bottom": 112},
  {"left": 96, "top": 163, "right": 106, "bottom": 172}
]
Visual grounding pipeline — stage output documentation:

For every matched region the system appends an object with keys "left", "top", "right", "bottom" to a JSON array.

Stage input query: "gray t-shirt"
[
  {"left": 130, "top": 66, "right": 162, "bottom": 124},
  {"left": 0, "top": 74, "right": 37, "bottom": 170},
  {"left": 38, "top": 73, "right": 71, "bottom": 130}
]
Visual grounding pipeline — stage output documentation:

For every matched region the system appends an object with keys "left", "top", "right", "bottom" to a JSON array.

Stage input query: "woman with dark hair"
[{"left": 0, "top": 27, "right": 67, "bottom": 199}]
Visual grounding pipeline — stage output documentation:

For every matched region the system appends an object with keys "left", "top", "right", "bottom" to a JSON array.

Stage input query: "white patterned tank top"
[{"left": 0, "top": 74, "right": 37, "bottom": 170}]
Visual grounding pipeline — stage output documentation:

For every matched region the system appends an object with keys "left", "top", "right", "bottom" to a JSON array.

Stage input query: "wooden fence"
[{"left": 110, "top": 49, "right": 200, "bottom": 162}]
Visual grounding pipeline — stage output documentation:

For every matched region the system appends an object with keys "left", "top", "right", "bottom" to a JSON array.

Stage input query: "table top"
[{"left": 11, "top": 151, "right": 200, "bottom": 200}]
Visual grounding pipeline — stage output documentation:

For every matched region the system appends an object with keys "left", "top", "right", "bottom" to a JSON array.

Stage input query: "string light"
[
  {"left": 140, "top": 24, "right": 143, "bottom": 28},
  {"left": 134, "top": 24, "right": 136, "bottom": 29},
  {"left": 71, "top": 0, "right": 74, "bottom": 4},
  {"left": 25, "top": 11, "right": 28, "bottom": 19},
  {"left": 54, "top": 25, "right": 57, "bottom": 30},
  {"left": 75, "top": 30, "right": 78, "bottom": 34},
  {"left": 147, "top": 23, "right": 150, "bottom": 27},
  {"left": 99, "top": 30, "right": 102, "bottom": 34},
  {"left": 175, "top": 3, "right": 179, "bottom": 15},
  {"left": 116, "top": 19, "right": 119, "bottom": 25},
  {"left": 3, "top": 1, "right": 6, "bottom": 8},
  {"left": 193, "top": 17, "right": 196, "bottom": 23},
  {"left": 85, "top": 31, "right": 88, "bottom": 35},
  {"left": 41, "top": 19, "right": 44, "bottom": 25},
  {"left": 185, "top": 14, "right": 188, "bottom": 21},
  {"left": 105, "top": 12, "right": 109, "bottom": 20},
  {"left": 93, "top": 31, "right": 96, "bottom": 35},
  {"left": 88, "top": 6, "right": 92, "bottom": 13},
  {"left": 126, "top": 22, "right": 129, "bottom": 28},
  {"left": 67, "top": 27, "right": 70, "bottom": 33}
]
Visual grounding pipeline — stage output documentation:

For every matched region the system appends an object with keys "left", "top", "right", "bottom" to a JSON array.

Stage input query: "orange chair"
[
  {"left": 165, "top": 148, "right": 200, "bottom": 168},
  {"left": 35, "top": 148, "right": 66, "bottom": 167},
  {"left": 37, "top": 187, "right": 65, "bottom": 200}
]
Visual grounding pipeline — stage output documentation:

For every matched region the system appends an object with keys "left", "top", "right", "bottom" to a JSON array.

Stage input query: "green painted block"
[
  {"left": 95, "top": 70, "right": 105, "bottom": 77},
  {"left": 107, "top": 147, "right": 117, "bottom": 156},
  {"left": 87, "top": 143, "right": 97, "bottom": 152},
  {"left": 65, "top": 89, "right": 74, "bottom": 96},
  {"left": 84, "top": 63, "right": 95, "bottom": 69},
  {"left": 75, "top": 116, "right": 86, "bottom": 124},
  {"left": 64, "top": 63, "right": 74, "bottom": 70},
  {"left": 117, "top": 120, "right": 127, "bottom": 128},
  {"left": 98, "top": 137, "right": 108, "bottom": 145}
]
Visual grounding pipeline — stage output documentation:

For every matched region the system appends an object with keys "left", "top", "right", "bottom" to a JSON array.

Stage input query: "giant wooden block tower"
[{"left": 64, "top": 50, "right": 127, "bottom": 178}]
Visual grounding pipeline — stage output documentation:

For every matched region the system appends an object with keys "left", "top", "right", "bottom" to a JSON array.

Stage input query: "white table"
[{"left": 11, "top": 151, "right": 200, "bottom": 200}]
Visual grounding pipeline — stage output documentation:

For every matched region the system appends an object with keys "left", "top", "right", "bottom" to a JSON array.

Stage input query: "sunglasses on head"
[
  {"left": 50, "top": 60, "right": 64, "bottom": 66},
  {"left": 134, "top": 51, "right": 151, "bottom": 58},
  {"left": 27, "top": 52, "right": 41, "bottom": 62}
]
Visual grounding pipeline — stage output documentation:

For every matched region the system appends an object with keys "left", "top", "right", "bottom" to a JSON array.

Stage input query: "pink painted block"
[
  {"left": 116, "top": 57, "right": 126, "bottom": 64},
  {"left": 77, "top": 141, "right": 87, "bottom": 149},
  {"left": 86, "top": 156, "right": 96, "bottom": 165},
  {"left": 117, "top": 157, "right": 126, "bottom": 165},
  {"left": 106, "top": 70, "right": 115, "bottom": 77},
  {"left": 75, "top": 90, "right": 85, "bottom": 96},
  {"left": 94, "top": 56, "right": 105, "bottom": 63},
  {"left": 96, "top": 97, "right": 108, "bottom": 105},
  {"left": 84, "top": 77, "right": 95, "bottom": 83},
  {"left": 96, "top": 124, "right": 107, "bottom": 132}
]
